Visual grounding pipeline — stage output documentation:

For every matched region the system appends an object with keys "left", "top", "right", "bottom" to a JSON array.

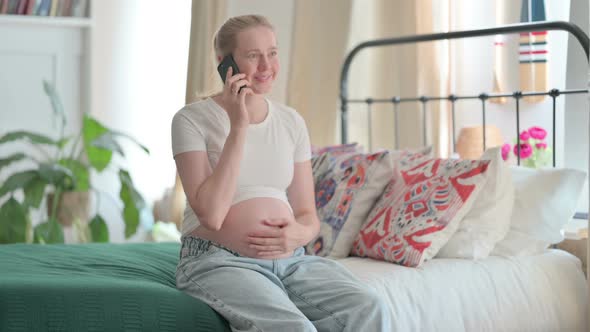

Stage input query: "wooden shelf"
[{"left": 0, "top": 14, "right": 91, "bottom": 28}]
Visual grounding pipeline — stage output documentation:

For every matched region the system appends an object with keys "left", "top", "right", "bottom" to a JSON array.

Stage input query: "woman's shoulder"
[
  {"left": 268, "top": 99, "right": 305, "bottom": 124},
  {"left": 175, "top": 98, "right": 216, "bottom": 119}
]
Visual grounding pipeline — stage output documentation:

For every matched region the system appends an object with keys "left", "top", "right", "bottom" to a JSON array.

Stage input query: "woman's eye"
[
  {"left": 269, "top": 51, "right": 278, "bottom": 57},
  {"left": 247, "top": 54, "right": 258, "bottom": 59}
]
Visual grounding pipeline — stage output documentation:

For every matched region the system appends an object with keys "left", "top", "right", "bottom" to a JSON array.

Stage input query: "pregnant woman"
[{"left": 172, "top": 14, "right": 391, "bottom": 332}]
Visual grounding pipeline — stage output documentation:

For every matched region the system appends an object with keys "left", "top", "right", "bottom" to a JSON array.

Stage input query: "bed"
[
  {"left": 329, "top": 20, "right": 590, "bottom": 331},
  {"left": 1, "top": 21, "right": 589, "bottom": 332}
]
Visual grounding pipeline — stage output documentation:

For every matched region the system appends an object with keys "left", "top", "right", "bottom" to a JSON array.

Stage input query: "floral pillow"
[
  {"left": 311, "top": 142, "right": 361, "bottom": 158},
  {"left": 350, "top": 152, "right": 491, "bottom": 267},
  {"left": 305, "top": 150, "right": 392, "bottom": 258}
]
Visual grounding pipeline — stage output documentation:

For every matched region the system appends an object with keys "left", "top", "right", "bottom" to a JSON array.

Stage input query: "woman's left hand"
[{"left": 247, "top": 218, "right": 307, "bottom": 257}]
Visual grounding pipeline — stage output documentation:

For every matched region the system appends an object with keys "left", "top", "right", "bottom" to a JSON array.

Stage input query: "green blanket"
[{"left": 0, "top": 242, "right": 230, "bottom": 332}]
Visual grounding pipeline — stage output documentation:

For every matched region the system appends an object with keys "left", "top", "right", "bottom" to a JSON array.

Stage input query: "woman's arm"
[
  {"left": 175, "top": 128, "right": 247, "bottom": 231},
  {"left": 286, "top": 160, "right": 320, "bottom": 243},
  {"left": 175, "top": 67, "right": 253, "bottom": 231}
]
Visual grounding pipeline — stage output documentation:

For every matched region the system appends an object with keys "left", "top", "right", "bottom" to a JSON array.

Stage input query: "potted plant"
[{"left": 0, "top": 80, "right": 149, "bottom": 244}]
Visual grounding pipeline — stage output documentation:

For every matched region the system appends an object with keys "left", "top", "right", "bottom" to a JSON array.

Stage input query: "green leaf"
[
  {"left": 82, "top": 115, "right": 112, "bottom": 172},
  {"left": 33, "top": 219, "right": 64, "bottom": 244},
  {"left": 89, "top": 215, "right": 109, "bottom": 242},
  {"left": 0, "top": 198, "right": 29, "bottom": 244},
  {"left": 38, "top": 163, "right": 75, "bottom": 189},
  {"left": 0, "top": 170, "right": 38, "bottom": 197},
  {"left": 0, "top": 153, "right": 27, "bottom": 172},
  {"left": 110, "top": 130, "right": 150, "bottom": 155},
  {"left": 57, "top": 137, "right": 71, "bottom": 149},
  {"left": 0, "top": 131, "right": 58, "bottom": 145},
  {"left": 91, "top": 132, "right": 125, "bottom": 157},
  {"left": 23, "top": 175, "right": 46, "bottom": 208},
  {"left": 43, "top": 80, "right": 66, "bottom": 128},
  {"left": 119, "top": 170, "right": 145, "bottom": 238},
  {"left": 59, "top": 158, "right": 89, "bottom": 191}
]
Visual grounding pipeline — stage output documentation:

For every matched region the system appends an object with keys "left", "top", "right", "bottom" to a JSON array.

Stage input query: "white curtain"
[
  {"left": 345, "top": 0, "right": 452, "bottom": 157},
  {"left": 287, "top": 0, "right": 353, "bottom": 147}
]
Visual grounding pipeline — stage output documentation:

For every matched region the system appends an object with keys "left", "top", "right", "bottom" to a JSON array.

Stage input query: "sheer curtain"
[
  {"left": 287, "top": 0, "right": 353, "bottom": 147},
  {"left": 287, "top": 0, "right": 452, "bottom": 157},
  {"left": 185, "top": 0, "right": 227, "bottom": 104},
  {"left": 345, "top": 0, "right": 452, "bottom": 157}
]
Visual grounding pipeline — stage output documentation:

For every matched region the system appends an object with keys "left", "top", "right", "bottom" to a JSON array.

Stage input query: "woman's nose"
[{"left": 258, "top": 56, "right": 269, "bottom": 70}]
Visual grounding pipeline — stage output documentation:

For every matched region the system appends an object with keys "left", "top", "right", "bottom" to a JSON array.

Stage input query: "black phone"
[{"left": 217, "top": 55, "right": 240, "bottom": 84}]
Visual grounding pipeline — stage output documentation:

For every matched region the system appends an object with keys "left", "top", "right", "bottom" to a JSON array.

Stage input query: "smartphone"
[{"left": 217, "top": 55, "right": 240, "bottom": 84}]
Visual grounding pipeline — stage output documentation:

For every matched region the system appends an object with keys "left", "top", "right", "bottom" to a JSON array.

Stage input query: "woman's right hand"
[{"left": 220, "top": 67, "right": 253, "bottom": 130}]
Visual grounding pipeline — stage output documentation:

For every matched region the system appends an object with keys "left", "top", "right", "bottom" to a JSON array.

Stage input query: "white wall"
[
  {"left": 90, "top": 0, "right": 191, "bottom": 241},
  {"left": 0, "top": 21, "right": 89, "bottom": 230},
  {"left": 564, "top": 0, "right": 589, "bottom": 213}
]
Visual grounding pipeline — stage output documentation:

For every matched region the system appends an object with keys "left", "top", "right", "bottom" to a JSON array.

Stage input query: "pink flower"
[
  {"left": 519, "top": 130, "right": 530, "bottom": 141},
  {"left": 528, "top": 126, "right": 547, "bottom": 140},
  {"left": 501, "top": 143, "right": 511, "bottom": 161},
  {"left": 513, "top": 143, "right": 533, "bottom": 159},
  {"left": 536, "top": 142, "right": 547, "bottom": 150}
]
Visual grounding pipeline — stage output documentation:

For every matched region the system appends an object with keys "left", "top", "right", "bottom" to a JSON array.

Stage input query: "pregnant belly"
[{"left": 193, "top": 197, "right": 295, "bottom": 259}]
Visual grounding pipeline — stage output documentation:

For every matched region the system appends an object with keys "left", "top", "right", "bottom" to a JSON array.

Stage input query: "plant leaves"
[
  {"left": 0, "top": 170, "right": 38, "bottom": 198},
  {"left": 23, "top": 175, "right": 46, "bottom": 208},
  {"left": 119, "top": 170, "right": 145, "bottom": 238},
  {"left": 91, "top": 132, "right": 125, "bottom": 157},
  {"left": 38, "top": 163, "right": 75, "bottom": 189},
  {"left": 82, "top": 115, "right": 112, "bottom": 172},
  {"left": 43, "top": 80, "right": 66, "bottom": 129},
  {"left": 59, "top": 158, "right": 89, "bottom": 191},
  {"left": 0, "top": 153, "right": 27, "bottom": 172},
  {"left": 33, "top": 219, "right": 64, "bottom": 244},
  {"left": 89, "top": 215, "right": 109, "bottom": 242},
  {"left": 0, "top": 198, "right": 29, "bottom": 244},
  {"left": 110, "top": 130, "right": 150, "bottom": 154},
  {"left": 57, "top": 137, "right": 71, "bottom": 149},
  {"left": 0, "top": 131, "right": 58, "bottom": 145}
]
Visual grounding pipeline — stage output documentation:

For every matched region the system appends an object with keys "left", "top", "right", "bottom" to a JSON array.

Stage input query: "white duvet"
[{"left": 337, "top": 249, "right": 588, "bottom": 332}]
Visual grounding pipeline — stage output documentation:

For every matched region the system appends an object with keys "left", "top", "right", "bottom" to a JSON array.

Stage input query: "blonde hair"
[{"left": 214, "top": 14, "right": 275, "bottom": 58}]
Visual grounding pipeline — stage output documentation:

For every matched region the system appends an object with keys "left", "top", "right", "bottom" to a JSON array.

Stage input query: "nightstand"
[{"left": 557, "top": 218, "right": 588, "bottom": 276}]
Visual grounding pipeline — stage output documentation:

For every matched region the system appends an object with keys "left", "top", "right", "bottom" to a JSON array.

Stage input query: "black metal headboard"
[
  {"left": 338, "top": 20, "right": 589, "bottom": 219},
  {"left": 339, "top": 21, "right": 589, "bottom": 165}
]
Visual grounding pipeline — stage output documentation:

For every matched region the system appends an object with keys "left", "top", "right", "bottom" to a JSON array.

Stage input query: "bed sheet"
[{"left": 336, "top": 249, "right": 588, "bottom": 332}]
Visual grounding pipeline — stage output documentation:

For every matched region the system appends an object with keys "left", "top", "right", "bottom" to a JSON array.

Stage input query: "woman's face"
[{"left": 232, "top": 26, "right": 279, "bottom": 95}]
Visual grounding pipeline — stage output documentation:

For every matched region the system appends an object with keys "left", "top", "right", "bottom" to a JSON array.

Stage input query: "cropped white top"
[{"left": 171, "top": 97, "right": 311, "bottom": 236}]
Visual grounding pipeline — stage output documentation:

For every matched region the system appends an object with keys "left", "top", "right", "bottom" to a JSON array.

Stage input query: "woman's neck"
[{"left": 244, "top": 94, "right": 268, "bottom": 124}]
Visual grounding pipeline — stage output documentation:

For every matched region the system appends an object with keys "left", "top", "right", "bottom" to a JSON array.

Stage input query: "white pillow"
[
  {"left": 436, "top": 147, "right": 514, "bottom": 259},
  {"left": 491, "top": 166, "right": 587, "bottom": 256}
]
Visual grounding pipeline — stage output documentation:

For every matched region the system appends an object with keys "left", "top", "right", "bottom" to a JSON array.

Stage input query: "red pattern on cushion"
[{"left": 351, "top": 154, "right": 490, "bottom": 267}]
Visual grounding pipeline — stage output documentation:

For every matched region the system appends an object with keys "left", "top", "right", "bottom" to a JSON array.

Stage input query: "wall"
[
  {"left": 564, "top": 0, "right": 589, "bottom": 213},
  {"left": 0, "top": 20, "right": 89, "bottom": 229}
]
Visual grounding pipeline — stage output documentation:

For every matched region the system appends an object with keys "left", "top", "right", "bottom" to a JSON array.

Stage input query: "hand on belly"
[{"left": 246, "top": 218, "right": 307, "bottom": 258}]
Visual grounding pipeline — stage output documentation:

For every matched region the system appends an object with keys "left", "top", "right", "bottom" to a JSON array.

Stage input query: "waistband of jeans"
[{"left": 180, "top": 236, "right": 241, "bottom": 259}]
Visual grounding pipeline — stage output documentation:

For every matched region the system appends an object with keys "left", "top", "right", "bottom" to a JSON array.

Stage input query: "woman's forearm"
[
  {"left": 193, "top": 128, "right": 247, "bottom": 230},
  {"left": 294, "top": 211, "right": 321, "bottom": 246}
]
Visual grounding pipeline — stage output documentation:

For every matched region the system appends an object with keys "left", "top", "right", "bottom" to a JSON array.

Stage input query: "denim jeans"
[{"left": 176, "top": 236, "right": 391, "bottom": 332}]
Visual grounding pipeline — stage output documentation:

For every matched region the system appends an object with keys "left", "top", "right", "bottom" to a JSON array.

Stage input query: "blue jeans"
[{"left": 176, "top": 236, "right": 391, "bottom": 332}]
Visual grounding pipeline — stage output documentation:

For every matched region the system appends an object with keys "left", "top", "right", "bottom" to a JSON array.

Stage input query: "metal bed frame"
[{"left": 338, "top": 20, "right": 589, "bottom": 265}]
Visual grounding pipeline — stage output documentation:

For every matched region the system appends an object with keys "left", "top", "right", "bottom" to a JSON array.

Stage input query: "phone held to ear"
[{"left": 217, "top": 55, "right": 240, "bottom": 84}]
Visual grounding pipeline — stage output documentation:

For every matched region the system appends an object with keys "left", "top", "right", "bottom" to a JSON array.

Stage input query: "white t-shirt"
[{"left": 171, "top": 97, "right": 311, "bottom": 236}]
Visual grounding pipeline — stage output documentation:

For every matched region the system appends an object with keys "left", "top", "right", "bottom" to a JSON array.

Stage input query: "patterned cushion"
[
  {"left": 306, "top": 150, "right": 393, "bottom": 258},
  {"left": 351, "top": 152, "right": 491, "bottom": 267},
  {"left": 311, "top": 143, "right": 361, "bottom": 158}
]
